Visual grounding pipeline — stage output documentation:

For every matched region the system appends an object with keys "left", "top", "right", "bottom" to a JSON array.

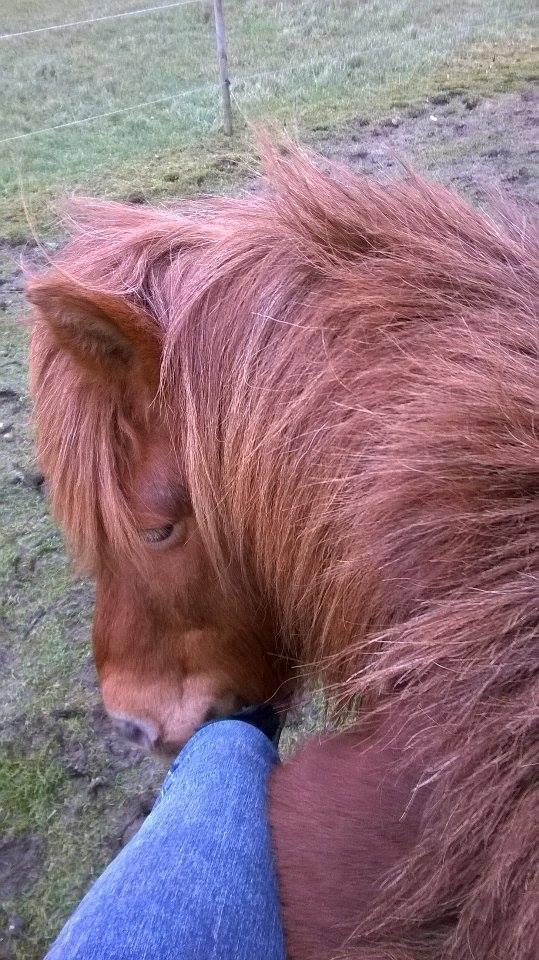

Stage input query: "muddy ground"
[{"left": 0, "top": 87, "right": 537, "bottom": 959}]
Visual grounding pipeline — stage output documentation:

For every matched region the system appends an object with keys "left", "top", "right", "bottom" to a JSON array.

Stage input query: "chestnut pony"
[{"left": 28, "top": 145, "right": 537, "bottom": 960}]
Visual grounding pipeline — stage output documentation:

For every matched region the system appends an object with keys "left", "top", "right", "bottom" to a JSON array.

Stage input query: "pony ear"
[{"left": 27, "top": 275, "right": 161, "bottom": 386}]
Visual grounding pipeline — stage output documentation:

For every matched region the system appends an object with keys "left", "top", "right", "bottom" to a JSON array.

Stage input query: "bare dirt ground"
[
  {"left": 0, "top": 87, "right": 537, "bottom": 959},
  {"left": 329, "top": 87, "right": 538, "bottom": 203}
]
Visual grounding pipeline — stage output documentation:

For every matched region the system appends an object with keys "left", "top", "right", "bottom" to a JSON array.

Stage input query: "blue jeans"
[{"left": 46, "top": 720, "right": 286, "bottom": 960}]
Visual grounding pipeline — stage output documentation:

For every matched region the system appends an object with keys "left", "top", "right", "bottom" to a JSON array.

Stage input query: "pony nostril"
[
  {"left": 113, "top": 717, "right": 157, "bottom": 748},
  {"left": 125, "top": 721, "right": 145, "bottom": 743}
]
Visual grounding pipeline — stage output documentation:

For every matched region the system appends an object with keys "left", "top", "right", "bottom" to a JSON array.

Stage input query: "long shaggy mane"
[{"left": 29, "top": 143, "right": 538, "bottom": 959}]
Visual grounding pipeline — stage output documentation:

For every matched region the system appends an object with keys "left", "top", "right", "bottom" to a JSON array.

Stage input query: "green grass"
[
  {"left": 0, "top": 724, "right": 161, "bottom": 958},
  {"left": 0, "top": 748, "right": 67, "bottom": 835},
  {"left": 0, "top": 0, "right": 536, "bottom": 238}
]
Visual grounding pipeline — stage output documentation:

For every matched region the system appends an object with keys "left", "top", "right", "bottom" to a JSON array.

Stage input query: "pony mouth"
[{"left": 154, "top": 695, "right": 250, "bottom": 756}]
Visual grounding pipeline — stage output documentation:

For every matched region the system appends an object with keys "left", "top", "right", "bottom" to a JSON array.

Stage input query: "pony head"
[{"left": 28, "top": 257, "right": 290, "bottom": 752}]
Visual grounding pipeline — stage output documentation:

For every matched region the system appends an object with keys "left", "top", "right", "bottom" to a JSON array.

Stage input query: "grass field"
[
  {"left": 0, "top": 0, "right": 536, "bottom": 238},
  {"left": 0, "top": 2, "right": 537, "bottom": 958}
]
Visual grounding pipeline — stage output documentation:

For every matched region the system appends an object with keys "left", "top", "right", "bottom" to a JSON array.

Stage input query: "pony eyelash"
[{"left": 142, "top": 523, "right": 175, "bottom": 544}]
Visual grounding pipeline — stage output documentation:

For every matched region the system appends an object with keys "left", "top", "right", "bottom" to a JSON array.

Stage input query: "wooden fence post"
[{"left": 212, "top": 0, "right": 233, "bottom": 135}]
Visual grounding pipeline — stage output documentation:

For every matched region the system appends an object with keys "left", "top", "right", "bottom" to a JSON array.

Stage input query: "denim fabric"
[{"left": 45, "top": 720, "right": 286, "bottom": 960}]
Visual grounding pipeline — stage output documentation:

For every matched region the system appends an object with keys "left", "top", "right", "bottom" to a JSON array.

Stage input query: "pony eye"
[{"left": 142, "top": 523, "right": 175, "bottom": 545}]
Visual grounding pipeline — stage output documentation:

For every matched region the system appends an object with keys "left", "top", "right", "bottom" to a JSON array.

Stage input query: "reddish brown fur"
[
  {"left": 27, "top": 143, "right": 538, "bottom": 959},
  {"left": 270, "top": 711, "right": 429, "bottom": 960}
]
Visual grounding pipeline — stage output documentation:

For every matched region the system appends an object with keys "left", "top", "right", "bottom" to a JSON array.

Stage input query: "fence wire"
[
  {"left": 0, "top": 1, "right": 203, "bottom": 42},
  {"left": 0, "top": 3, "right": 534, "bottom": 147}
]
